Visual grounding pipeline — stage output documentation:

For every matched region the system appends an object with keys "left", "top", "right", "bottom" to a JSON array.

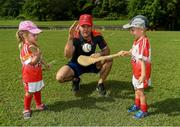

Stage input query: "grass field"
[
  {"left": 0, "top": 29, "right": 180, "bottom": 126},
  {"left": 0, "top": 20, "right": 128, "bottom": 27}
]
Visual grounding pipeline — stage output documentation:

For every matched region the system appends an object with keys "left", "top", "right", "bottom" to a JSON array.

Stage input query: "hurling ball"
[{"left": 82, "top": 43, "right": 92, "bottom": 53}]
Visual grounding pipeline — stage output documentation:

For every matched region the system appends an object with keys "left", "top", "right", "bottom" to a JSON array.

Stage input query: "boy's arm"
[
  {"left": 118, "top": 49, "right": 132, "bottom": 56},
  {"left": 138, "top": 59, "right": 146, "bottom": 83}
]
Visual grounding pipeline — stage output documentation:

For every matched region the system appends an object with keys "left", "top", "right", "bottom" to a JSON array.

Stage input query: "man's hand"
[
  {"left": 69, "top": 21, "right": 79, "bottom": 40},
  {"left": 90, "top": 53, "right": 101, "bottom": 58}
]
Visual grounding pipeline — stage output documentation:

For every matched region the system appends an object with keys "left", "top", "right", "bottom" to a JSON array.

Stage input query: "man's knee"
[
  {"left": 56, "top": 73, "right": 65, "bottom": 83},
  {"left": 104, "top": 59, "right": 113, "bottom": 68}
]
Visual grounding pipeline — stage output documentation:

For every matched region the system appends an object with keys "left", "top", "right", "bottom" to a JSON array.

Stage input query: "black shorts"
[{"left": 67, "top": 61, "right": 100, "bottom": 78}]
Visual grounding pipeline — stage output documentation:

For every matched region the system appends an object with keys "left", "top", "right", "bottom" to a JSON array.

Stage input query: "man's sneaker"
[
  {"left": 133, "top": 110, "right": 148, "bottom": 119},
  {"left": 36, "top": 104, "right": 48, "bottom": 111},
  {"left": 72, "top": 78, "right": 80, "bottom": 93},
  {"left": 128, "top": 104, "right": 140, "bottom": 112},
  {"left": 23, "top": 110, "right": 31, "bottom": 120},
  {"left": 96, "top": 83, "right": 106, "bottom": 96}
]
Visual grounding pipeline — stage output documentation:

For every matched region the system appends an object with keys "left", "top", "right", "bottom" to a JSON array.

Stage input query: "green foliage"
[
  {"left": 22, "top": 0, "right": 49, "bottom": 21},
  {"left": 92, "top": 0, "right": 128, "bottom": 19},
  {"left": 0, "top": 0, "right": 23, "bottom": 18},
  {"left": 127, "top": 0, "right": 180, "bottom": 30},
  {"left": 0, "top": 0, "right": 180, "bottom": 29}
]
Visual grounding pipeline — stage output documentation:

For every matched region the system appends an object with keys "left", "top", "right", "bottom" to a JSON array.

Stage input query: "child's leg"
[
  {"left": 128, "top": 89, "right": 140, "bottom": 112},
  {"left": 135, "top": 90, "right": 140, "bottom": 108},
  {"left": 33, "top": 91, "right": 47, "bottom": 110},
  {"left": 24, "top": 92, "right": 33, "bottom": 111},
  {"left": 137, "top": 88, "right": 148, "bottom": 112},
  {"left": 33, "top": 91, "right": 42, "bottom": 107}
]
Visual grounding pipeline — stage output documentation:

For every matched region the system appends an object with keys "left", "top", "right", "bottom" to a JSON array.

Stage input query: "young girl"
[
  {"left": 17, "top": 21, "right": 49, "bottom": 119},
  {"left": 119, "top": 15, "right": 151, "bottom": 119}
]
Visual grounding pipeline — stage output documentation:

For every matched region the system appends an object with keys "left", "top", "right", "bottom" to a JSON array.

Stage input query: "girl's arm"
[
  {"left": 41, "top": 59, "right": 51, "bottom": 70},
  {"left": 30, "top": 50, "right": 41, "bottom": 65}
]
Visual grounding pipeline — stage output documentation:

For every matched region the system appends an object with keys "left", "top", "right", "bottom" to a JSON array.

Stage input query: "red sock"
[
  {"left": 34, "top": 91, "right": 42, "bottom": 106},
  {"left": 141, "top": 103, "right": 148, "bottom": 112},
  {"left": 24, "top": 95, "right": 33, "bottom": 111},
  {"left": 135, "top": 98, "right": 140, "bottom": 107}
]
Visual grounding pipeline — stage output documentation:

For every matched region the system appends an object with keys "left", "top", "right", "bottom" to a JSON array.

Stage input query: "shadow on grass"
[
  {"left": 150, "top": 98, "right": 180, "bottom": 116},
  {"left": 48, "top": 80, "right": 138, "bottom": 112},
  {"left": 48, "top": 96, "right": 113, "bottom": 112},
  {"left": 76, "top": 80, "right": 135, "bottom": 98}
]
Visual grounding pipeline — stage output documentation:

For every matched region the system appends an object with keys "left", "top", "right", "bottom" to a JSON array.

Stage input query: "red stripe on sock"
[
  {"left": 34, "top": 91, "right": 42, "bottom": 106},
  {"left": 24, "top": 95, "right": 33, "bottom": 111},
  {"left": 135, "top": 98, "right": 140, "bottom": 107},
  {"left": 141, "top": 104, "right": 148, "bottom": 112}
]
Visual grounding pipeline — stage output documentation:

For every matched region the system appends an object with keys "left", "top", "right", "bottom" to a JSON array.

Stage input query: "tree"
[
  {"left": 0, "top": 0, "right": 24, "bottom": 18},
  {"left": 92, "top": 0, "right": 128, "bottom": 19},
  {"left": 128, "top": 0, "right": 180, "bottom": 30},
  {"left": 22, "top": 0, "right": 49, "bottom": 21}
]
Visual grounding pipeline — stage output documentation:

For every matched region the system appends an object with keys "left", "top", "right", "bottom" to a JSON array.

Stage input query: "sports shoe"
[
  {"left": 23, "top": 110, "right": 31, "bottom": 119},
  {"left": 72, "top": 78, "right": 80, "bottom": 93},
  {"left": 128, "top": 104, "right": 140, "bottom": 112},
  {"left": 96, "top": 83, "right": 106, "bottom": 96},
  {"left": 133, "top": 110, "right": 148, "bottom": 119},
  {"left": 36, "top": 104, "right": 48, "bottom": 111}
]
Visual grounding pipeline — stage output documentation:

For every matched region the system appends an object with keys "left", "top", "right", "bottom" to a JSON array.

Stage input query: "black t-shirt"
[{"left": 71, "top": 30, "right": 107, "bottom": 63}]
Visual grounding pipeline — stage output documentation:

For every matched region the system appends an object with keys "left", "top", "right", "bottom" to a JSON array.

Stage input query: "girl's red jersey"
[{"left": 20, "top": 43, "right": 42, "bottom": 83}]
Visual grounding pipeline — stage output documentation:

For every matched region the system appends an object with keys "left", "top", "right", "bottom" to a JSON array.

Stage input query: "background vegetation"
[{"left": 0, "top": 0, "right": 180, "bottom": 30}]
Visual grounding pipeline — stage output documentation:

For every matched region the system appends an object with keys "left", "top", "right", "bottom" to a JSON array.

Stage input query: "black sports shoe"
[
  {"left": 72, "top": 78, "right": 80, "bottom": 93},
  {"left": 96, "top": 83, "right": 106, "bottom": 96}
]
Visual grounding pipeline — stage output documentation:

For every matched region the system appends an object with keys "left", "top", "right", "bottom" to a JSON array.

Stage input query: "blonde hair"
[
  {"left": 16, "top": 30, "right": 29, "bottom": 42},
  {"left": 16, "top": 30, "right": 29, "bottom": 50}
]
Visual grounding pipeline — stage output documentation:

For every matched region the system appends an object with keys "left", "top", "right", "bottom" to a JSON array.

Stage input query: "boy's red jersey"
[{"left": 131, "top": 36, "right": 151, "bottom": 80}]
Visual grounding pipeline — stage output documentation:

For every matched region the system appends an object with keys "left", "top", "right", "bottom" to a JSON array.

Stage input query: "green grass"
[
  {"left": 0, "top": 20, "right": 128, "bottom": 27},
  {"left": 0, "top": 29, "right": 180, "bottom": 126}
]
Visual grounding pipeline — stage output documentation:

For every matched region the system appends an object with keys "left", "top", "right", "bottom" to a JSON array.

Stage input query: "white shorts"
[
  {"left": 24, "top": 80, "right": 45, "bottom": 93},
  {"left": 132, "top": 75, "right": 151, "bottom": 89}
]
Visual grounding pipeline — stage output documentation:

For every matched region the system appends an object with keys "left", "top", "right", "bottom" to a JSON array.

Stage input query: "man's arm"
[
  {"left": 64, "top": 38, "right": 75, "bottom": 58},
  {"left": 100, "top": 46, "right": 110, "bottom": 56},
  {"left": 91, "top": 35, "right": 110, "bottom": 58},
  {"left": 90, "top": 46, "right": 110, "bottom": 58},
  {"left": 64, "top": 21, "right": 78, "bottom": 58}
]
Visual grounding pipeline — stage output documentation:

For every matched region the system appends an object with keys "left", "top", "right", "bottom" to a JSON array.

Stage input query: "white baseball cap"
[{"left": 123, "top": 15, "right": 148, "bottom": 29}]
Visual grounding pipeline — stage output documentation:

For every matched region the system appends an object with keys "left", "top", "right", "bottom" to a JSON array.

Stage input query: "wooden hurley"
[{"left": 78, "top": 53, "right": 120, "bottom": 66}]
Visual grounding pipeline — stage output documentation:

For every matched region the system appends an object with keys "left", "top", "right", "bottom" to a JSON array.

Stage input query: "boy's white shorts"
[{"left": 132, "top": 75, "right": 151, "bottom": 89}]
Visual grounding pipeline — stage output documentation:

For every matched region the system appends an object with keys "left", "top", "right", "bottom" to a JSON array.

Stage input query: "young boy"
[{"left": 119, "top": 15, "right": 151, "bottom": 119}]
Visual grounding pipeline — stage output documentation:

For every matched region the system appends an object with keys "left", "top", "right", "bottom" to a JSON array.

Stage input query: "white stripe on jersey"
[
  {"left": 132, "top": 37, "right": 151, "bottom": 62},
  {"left": 140, "top": 38, "right": 146, "bottom": 55},
  {"left": 24, "top": 44, "right": 28, "bottom": 54}
]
